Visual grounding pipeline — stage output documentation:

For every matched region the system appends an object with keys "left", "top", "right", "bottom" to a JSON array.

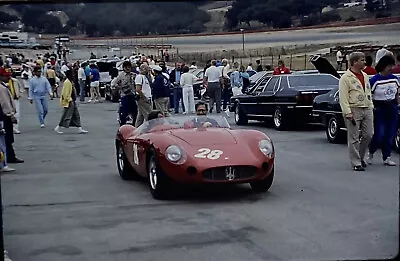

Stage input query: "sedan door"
[
  {"left": 258, "top": 76, "right": 281, "bottom": 116},
  {"left": 241, "top": 77, "right": 271, "bottom": 115}
]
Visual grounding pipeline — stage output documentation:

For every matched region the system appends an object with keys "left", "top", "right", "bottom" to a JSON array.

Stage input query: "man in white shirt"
[
  {"left": 336, "top": 47, "right": 344, "bottom": 70},
  {"left": 78, "top": 63, "right": 86, "bottom": 102},
  {"left": 21, "top": 65, "right": 32, "bottom": 93},
  {"left": 135, "top": 64, "right": 153, "bottom": 127},
  {"left": 204, "top": 60, "right": 223, "bottom": 113}
]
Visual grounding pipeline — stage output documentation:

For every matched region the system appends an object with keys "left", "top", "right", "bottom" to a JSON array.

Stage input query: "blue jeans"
[
  {"left": 173, "top": 87, "right": 185, "bottom": 113},
  {"left": 33, "top": 96, "right": 49, "bottom": 125},
  {"left": 222, "top": 88, "right": 230, "bottom": 110},
  {"left": 0, "top": 134, "right": 7, "bottom": 168},
  {"left": 79, "top": 80, "right": 86, "bottom": 101},
  {"left": 369, "top": 103, "right": 399, "bottom": 160},
  {"left": 119, "top": 94, "right": 138, "bottom": 125}
]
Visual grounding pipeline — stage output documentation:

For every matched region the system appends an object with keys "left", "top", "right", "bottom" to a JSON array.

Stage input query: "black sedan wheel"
[
  {"left": 116, "top": 140, "right": 140, "bottom": 180},
  {"left": 147, "top": 148, "right": 170, "bottom": 200},
  {"left": 250, "top": 168, "right": 274, "bottom": 193},
  {"left": 394, "top": 128, "right": 400, "bottom": 153},
  {"left": 273, "top": 106, "right": 288, "bottom": 131},
  {"left": 326, "top": 116, "right": 346, "bottom": 144},
  {"left": 234, "top": 103, "right": 248, "bottom": 125}
]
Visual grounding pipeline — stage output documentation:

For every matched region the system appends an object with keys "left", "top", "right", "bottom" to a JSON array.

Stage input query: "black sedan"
[
  {"left": 312, "top": 87, "right": 400, "bottom": 152},
  {"left": 230, "top": 73, "right": 338, "bottom": 130}
]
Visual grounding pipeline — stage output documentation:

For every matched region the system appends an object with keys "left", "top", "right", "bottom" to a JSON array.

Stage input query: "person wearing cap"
[
  {"left": 115, "top": 61, "right": 138, "bottom": 125},
  {"left": 375, "top": 45, "right": 391, "bottom": 65},
  {"left": 0, "top": 67, "right": 23, "bottom": 164},
  {"left": 151, "top": 65, "right": 171, "bottom": 116},
  {"left": 28, "top": 66, "right": 53, "bottom": 128},
  {"left": 339, "top": 52, "right": 374, "bottom": 171},
  {"left": 54, "top": 70, "right": 88, "bottom": 134},
  {"left": 135, "top": 64, "right": 153, "bottom": 127},
  {"left": 367, "top": 54, "right": 400, "bottom": 166}
]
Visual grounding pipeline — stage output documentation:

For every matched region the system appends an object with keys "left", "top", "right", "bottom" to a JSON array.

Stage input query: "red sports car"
[{"left": 115, "top": 115, "right": 275, "bottom": 199}]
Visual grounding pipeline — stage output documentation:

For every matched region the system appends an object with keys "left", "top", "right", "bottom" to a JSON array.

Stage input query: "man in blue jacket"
[{"left": 151, "top": 65, "right": 170, "bottom": 116}]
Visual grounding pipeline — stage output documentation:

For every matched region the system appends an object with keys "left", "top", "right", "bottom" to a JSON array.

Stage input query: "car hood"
[
  {"left": 169, "top": 128, "right": 238, "bottom": 146},
  {"left": 309, "top": 55, "right": 340, "bottom": 79}
]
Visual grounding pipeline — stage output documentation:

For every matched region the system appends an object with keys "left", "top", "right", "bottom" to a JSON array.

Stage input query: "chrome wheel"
[
  {"left": 149, "top": 157, "right": 157, "bottom": 190},
  {"left": 118, "top": 146, "right": 124, "bottom": 170},
  {"left": 235, "top": 105, "right": 240, "bottom": 123},
  {"left": 395, "top": 129, "right": 400, "bottom": 151},
  {"left": 328, "top": 118, "right": 338, "bottom": 139},
  {"left": 274, "top": 109, "right": 281, "bottom": 128}
]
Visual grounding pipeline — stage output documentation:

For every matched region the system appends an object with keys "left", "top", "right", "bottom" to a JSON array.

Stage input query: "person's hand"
[
  {"left": 202, "top": 122, "right": 212, "bottom": 128},
  {"left": 345, "top": 113, "right": 353, "bottom": 120}
]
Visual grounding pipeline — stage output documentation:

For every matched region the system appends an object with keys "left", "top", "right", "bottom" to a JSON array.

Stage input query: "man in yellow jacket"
[
  {"left": 339, "top": 52, "right": 374, "bottom": 171},
  {"left": 54, "top": 70, "right": 88, "bottom": 134}
]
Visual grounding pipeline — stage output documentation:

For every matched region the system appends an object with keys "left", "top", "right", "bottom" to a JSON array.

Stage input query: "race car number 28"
[{"left": 194, "top": 148, "right": 223, "bottom": 160}]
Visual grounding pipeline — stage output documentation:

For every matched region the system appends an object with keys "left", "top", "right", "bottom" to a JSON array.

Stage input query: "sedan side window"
[
  {"left": 264, "top": 77, "right": 279, "bottom": 92},
  {"left": 252, "top": 77, "right": 270, "bottom": 95}
]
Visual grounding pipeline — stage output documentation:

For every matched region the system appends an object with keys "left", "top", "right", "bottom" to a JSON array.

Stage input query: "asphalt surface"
[{"left": 2, "top": 98, "right": 399, "bottom": 261}]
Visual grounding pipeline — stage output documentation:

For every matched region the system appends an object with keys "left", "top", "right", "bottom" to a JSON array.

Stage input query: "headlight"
[
  {"left": 258, "top": 139, "right": 274, "bottom": 157},
  {"left": 165, "top": 145, "right": 186, "bottom": 164}
]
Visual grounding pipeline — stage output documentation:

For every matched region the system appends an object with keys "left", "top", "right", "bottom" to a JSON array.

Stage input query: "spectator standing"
[
  {"left": 54, "top": 70, "right": 88, "bottom": 134},
  {"left": 189, "top": 61, "right": 197, "bottom": 70},
  {"left": 0, "top": 68, "right": 23, "bottom": 164},
  {"left": 169, "top": 63, "right": 185, "bottom": 114},
  {"left": 6, "top": 74, "right": 23, "bottom": 134},
  {"left": 135, "top": 64, "right": 153, "bottom": 127},
  {"left": 255, "top": 60, "right": 263, "bottom": 72},
  {"left": 45, "top": 65, "right": 58, "bottom": 98},
  {"left": 338, "top": 52, "right": 374, "bottom": 171},
  {"left": 367, "top": 55, "right": 399, "bottom": 166},
  {"left": 84, "top": 63, "right": 91, "bottom": 97},
  {"left": 392, "top": 54, "right": 400, "bottom": 74},
  {"left": 220, "top": 59, "right": 231, "bottom": 111},
  {"left": 152, "top": 65, "right": 171, "bottom": 116},
  {"left": 21, "top": 65, "right": 32, "bottom": 93},
  {"left": 28, "top": 66, "right": 53, "bottom": 128},
  {"left": 115, "top": 61, "right": 138, "bottom": 125},
  {"left": 363, "top": 56, "right": 377, "bottom": 75},
  {"left": 273, "top": 60, "right": 291, "bottom": 75},
  {"left": 240, "top": 65, "right": 250, "bottom": 93},
  {"left": 230, "top": 62, "right": 243, "bottom": 96},
  {"left": 0, "top": 102, "right": 15, "bottom": 172},
  {"left": 88, "top": 64, "right": 100, "bottom": 103},
  {"left": 375, "top": 45, "right": 390, "bottom": 65},
  {"left": 179, "top": 66, "right": 196, "bottom": 114},
  {"left": 78, "top": 63, "right": 86, "bottom": 102},
  {"left": 247, "top": 63, "right": 253, "bottom": 71},
  {"left": 336, "top": 47, "right": 345, "bottom": 70},
  {"left": 204, "top": 60, "right": 222, "bottom": 113}
]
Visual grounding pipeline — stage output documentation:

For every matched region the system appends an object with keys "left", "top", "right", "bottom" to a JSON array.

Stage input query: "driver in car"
[{"left": 185, "top": 101, "right": 220, "bottom": 128}]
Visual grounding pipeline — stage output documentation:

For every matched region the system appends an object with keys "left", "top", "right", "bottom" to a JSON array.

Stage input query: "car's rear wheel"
[
  {"left": 147, "top": 148, "right": 170, "bottom": 200},
  {"left": 250, "top": 168, "right": 274, "bottom": 193},
  {"left": 273, "top": 106, "right": 288, "bottom": 130},
  {"left": 235, "top": 103, "right": 248, "bottom": 125},
  {"left": 326, "top": 115, "right": 346, "bottom": 144},
  {"left": 394, "top": 128, "right": 400, "bottom": 153},
  {"left": 116, "top": 140, "right": 140, "bottom": 180}
]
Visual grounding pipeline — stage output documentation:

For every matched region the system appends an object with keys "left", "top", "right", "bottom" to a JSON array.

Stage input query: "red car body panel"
[{"left": 117, "top": 125, "right": 275, "bottom": 184}]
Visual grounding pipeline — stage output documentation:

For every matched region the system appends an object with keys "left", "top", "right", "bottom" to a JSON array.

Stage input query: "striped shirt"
[{"left": 370, "top": 74, "right": 400, "bottom": 101}]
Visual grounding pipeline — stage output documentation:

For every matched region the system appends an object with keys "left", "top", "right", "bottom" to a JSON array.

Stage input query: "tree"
[{"left": 0, "top": 11, "right": 19, "bottom": 24}]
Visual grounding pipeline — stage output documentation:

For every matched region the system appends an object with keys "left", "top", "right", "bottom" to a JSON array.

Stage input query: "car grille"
[{"left": 202, "top": 166, "right": 258, "bottom": 181}]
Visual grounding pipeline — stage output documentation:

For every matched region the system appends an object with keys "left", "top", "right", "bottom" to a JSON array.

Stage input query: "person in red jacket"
[
  {"left": 273, "top": 60, "right": 291, "bottom": 75},
  {"left": 363, "top": 56, "right": 377, "bottom": 75}
]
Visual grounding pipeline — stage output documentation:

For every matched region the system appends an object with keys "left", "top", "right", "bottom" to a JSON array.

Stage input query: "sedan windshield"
[{"left": 135, "top": 115, "right": 231, "bottom": 135}]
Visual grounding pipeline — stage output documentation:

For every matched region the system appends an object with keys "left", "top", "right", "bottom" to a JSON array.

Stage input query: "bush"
[
  {"left": 376, "top": 12, "right": 391, "bottom": 19},
  {"left": 320, "top": 10, "right": 341, "bottom": 23},
  {"left": 345, "top": 16, "right": 356, "bottom": 22}
]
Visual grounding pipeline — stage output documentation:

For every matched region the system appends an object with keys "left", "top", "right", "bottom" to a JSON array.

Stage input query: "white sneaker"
[
  {"left": 13, "top": 129, "right": 20, "bottom": 134},
  {"left": 40, "top": 124, "right": 45, "bottom": 128},
  {"left": 384, "top": 157, "right": 396, "bottom": 166},
  {"left": 78, "top": 127, "right": 88, "bottom": 134},
  {"left": 366, "top": 153, "right": 373, "bottom": 165},
  {"left": 4, "top": 250, "right": 12, "bottom": 261},
  {"left": 88, "top": 99, "right": 93, "bottom": 103},
  {"left": 0, "top": 166, "right": 16, "bottom": 172},
  {"left": 54, "top": 126, "right": 63, "bottom": 134}
]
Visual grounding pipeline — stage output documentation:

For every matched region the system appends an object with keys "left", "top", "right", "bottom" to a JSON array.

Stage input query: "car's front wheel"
[
  {"left": 250, "top": 168, "right": 274, "bottom": 193},
  {"left": 116, "top": 140, "right": 140, "bottom": 180},
  {"left": 235, "top": 103, "right": 248, "bottom": 125},
  {"left": 326, "top": 115, "right": 346, "bottom": 143},
  {"left": 394, "top": 128, "right": 400, "bottom": 153},
  {"left": 273, "top": 106, "right": 288, "bottom": 130},
  {"left": 147, "top": 148, "right": 170, "bottom": 200}
]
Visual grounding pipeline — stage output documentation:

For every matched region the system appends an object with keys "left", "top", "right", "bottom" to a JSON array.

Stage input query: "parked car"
[
  {"left": 229, "top": 73, "right": 338, "bottom": 130},
  {"left": 116, "top": 115, "right": 275, "bottom": 199},
  {"left": 310, "top": 55, "right": 400, "bottom": 151}
]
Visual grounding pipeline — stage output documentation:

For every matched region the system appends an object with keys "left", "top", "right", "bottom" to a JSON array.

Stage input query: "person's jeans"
[
  {"left": 33, "top": 96, "right": 49, "bottom": 125},
  {"left": 79, "top": 80, "right": 86, "bottom": 101},
  {"left": 173, "top": 87, "right": 185, "bottom": 113},
  {"left": 222, "top": 88, "right": 230, "bottom": 110},
  {"left": 369, "top": 103, "right": 399, "bottom": 160},
  {"left": 0, "top": 134, "right": 7, "bottom": 168},
  {"left": 119, "top": 94, "right": 138, "bottom": 125}
]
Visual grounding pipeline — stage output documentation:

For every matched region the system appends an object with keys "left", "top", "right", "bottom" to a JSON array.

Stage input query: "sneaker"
[
  {"left": 361, "top": 160, "right": 367, "bottom": 168},
  {"left": 88, "top": 99, "right": 93, "bottom": 103},
  {"left": 78, "top": 127, "right": 88, "bottom": 134},
  {"left": 13, "top": 129, "right": 20, "bottom": 134},
  {"left": 54, "top": 126, "right": 63, "bottom": 134},
  {"left": 4, "top": 250, "right": 12, "bottom": 261},
  {"left": 0, "top": 166, "right": 16, "bottom": 172},
  {"left": 353, "top": 165, "right": 365, "bottom": 171},
  {"left": 366, "top": 153, "right": 373, "bottom": 165},
  {"left": 40, "top": 124, "right": 45, "bottom": 128},
  {"left": 384, "top": 157, "right": 396, "bottom": 166}
]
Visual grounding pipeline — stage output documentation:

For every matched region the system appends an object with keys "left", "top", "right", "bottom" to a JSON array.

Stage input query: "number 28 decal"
[{"left": 194, "top": 148, "right": 223, "bottom": 160}]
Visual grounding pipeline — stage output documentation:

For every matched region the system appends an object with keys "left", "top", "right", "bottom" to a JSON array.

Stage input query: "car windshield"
[
  {"left": 135, "top": 115, "right": 231, "bottom": 135},
  {"left": 288, "top": 74, "right": 338, "bottom": 88}
]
